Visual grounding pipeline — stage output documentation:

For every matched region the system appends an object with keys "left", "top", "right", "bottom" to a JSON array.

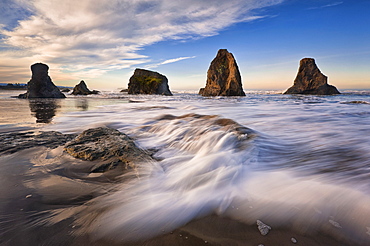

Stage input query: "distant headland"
[{"left": 0, "top": 83, "right": 27, "bottom": 90}]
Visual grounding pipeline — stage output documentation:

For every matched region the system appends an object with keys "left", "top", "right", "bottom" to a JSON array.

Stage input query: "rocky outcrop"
[
  {"left": 0, "top": 127, "right": 153, "bottom": 174},
  {"left": 71, "top": 80, "right": 99, "bottom": 95},
  {"left": 64, "top": 127, "right": 153, "bottom": 172},
  {"left": 284, "top": 58, "right": 340, "bottom": 95},
  {"left": 199, "top": 49, "right": 245, "bottom": 97},
  {"left": 128, "top": 68, "right": 172, "bottom": 95},
  {"left": 0, "top": 131, "right": 77, "bottom": 155},
  {"left": 18, "top": 63, "right": 66, "bottom": 98}
]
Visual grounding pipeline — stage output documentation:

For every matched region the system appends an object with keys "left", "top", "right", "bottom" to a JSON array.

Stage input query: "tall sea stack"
[
  {"left": 128, "top": 69, "right": 172, "bottom": 96},
  {"left": 18, "top": 63, "right": 66, "bottom": 99},
  {"left": 199, "top": 49, "right": 245, "bottom": 97},
  {"left": 284, "top": 58, "right": 340, "bottom": 95}
]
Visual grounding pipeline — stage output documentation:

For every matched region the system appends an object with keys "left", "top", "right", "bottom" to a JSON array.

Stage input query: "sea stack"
[
  {"left": 199, "top": 49, "right": 245, "bottom": 97},
  {"left": 128, "top": 68, "right": 172, "bottom": 95},
  {"left": 18, "top": 63, "right": 66, "bottom": 98},
  {"left": 71, "top": 80, "right": 99, "bottom": 95},
  {"left": 284, "top": 58, "right": 340, "bottom": 95}
]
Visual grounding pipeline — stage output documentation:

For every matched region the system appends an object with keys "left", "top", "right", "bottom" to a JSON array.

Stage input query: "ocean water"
[{"left": 1, "top": 89, "right": 370, "bottom": 245}]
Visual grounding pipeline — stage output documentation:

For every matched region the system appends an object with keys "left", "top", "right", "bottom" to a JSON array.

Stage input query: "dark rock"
[
  {"left": 64, "top": 127, "right": 152, "bottom": 172},
  {"left": 18, "top": 63, "right": 66, "bottom": 98},
  {"left": 128, "top": 68, "right": 172, "bottom": 96},
  {"left": 60, "top": 88, "right": 70, "bottom": 92},
  {"left": 341, "top": 101, "right": 370, "bottom": 104},
  {"left": 284, "top": 58, "right": 340, "bottom": 95},
  {"left": 120, "top": 89, "right": 128, "bottom": 92},
  {"left": 199, "top": 49, "right": 245, "bottom": 97},
  {"left": 0, "top": 131, "right": 77, "bottom": 155},
  {"left": 71, "top": 80, "right": 99, "bottom": 95}
]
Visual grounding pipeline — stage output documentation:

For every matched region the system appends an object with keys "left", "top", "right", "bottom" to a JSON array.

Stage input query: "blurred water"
[{"left": 1, "top": 89, "right": 370, "bottom": 245}]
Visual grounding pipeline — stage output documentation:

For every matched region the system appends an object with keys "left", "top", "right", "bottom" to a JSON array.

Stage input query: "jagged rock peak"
[
  {"left": 128, "top": 68, "right": 172, "bottom": 96},
  {"left": 199, "top": 49, "right": 245, "bottom": 97},
  {"left": 18, "top": 63, "right": 66, "bottom": 99},
  {"left": 71, "top": 80, "right": 99, "bottom": 95},
  {"left": 284, "top": 58, "right": 340, "bottom": 95}
]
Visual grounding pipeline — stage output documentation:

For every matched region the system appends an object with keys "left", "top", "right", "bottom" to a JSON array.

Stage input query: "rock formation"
[
  {"left": 71, "top": 80, "right": 99, "bottom": 95},
  {"left": 199, "top": 49, "right": 245, "bottom": 97},
  {"left": 128, "top": 68, "right": 172, "bottom": 96},
  {"left": 64, "top": 127, "right": 153, "bottom": 172},
  {"left": 0, "top": 131, "right": 77, "bottom": 155},
  {"left": 284, "top": 58, "right": 340, "bottom": 95},
  {"left": 18, "top": 63, "right": 66, "bottom": 98},
  {"left": 0, "top": 127, "right": 153, "bottom": 174}
]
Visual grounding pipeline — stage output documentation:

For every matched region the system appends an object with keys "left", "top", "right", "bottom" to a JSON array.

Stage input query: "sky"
[{"left": 0, "top": 0, "right": 369, "bottom": 91}]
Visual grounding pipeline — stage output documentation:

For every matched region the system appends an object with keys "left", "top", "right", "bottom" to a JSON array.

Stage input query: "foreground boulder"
[
  {"left": 199, "top": 49, "right": 245, "bottom": 96},
  {"left": 64, "top": 127, "right": 152, "bottom": 172},
  {"left": 71, "top": 80, "right": 99, "bottom": 95},
  {"left": 18, "top": 63, "right": 66, "bottom": 98},
  {"left": 128, "top": 68, "right": 172, "bottom": 95},
  {"left": 284, "top": 58, "right": 340, "bottom": 95}
]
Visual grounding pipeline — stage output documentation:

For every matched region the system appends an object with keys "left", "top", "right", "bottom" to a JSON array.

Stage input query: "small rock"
[
  {"left": 257, "top": 220, "right": 271, "bottom": 236},
  {"left": 291, "top": 237, "right": 297, "bottom": 244},
  {"left": 329, "top": 219, "right": 342, "bottom": 228},
  {"left": 72, "top": 80, "right": 99, "bottom": 95},
  {"left": 25, "top": 194, "right": 32, "bottom": 198}
]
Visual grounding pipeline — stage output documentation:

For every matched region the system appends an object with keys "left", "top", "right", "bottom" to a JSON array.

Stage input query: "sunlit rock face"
[
  {"left": 284, "top": 58, "right": 340, "bottom": 95},
  {"left": 64, "top": 127, "right": 153, "bottom": 173},
  {"left": 199, "top": 49, "right": 245, "bottom": 97},
  {"left": 18, "top": 63, "right": 66, "bottom": 99},
  {"left": 128, "top": 68, "right": 172, "bottom": 96}
]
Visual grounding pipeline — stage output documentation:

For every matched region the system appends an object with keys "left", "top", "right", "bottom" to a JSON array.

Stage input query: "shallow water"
[{"left": 1, "top": 89, "right": 370, "bottom": 245}]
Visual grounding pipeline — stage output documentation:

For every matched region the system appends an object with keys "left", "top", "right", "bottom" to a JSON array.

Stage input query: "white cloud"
[
  {"left": 0, "top": 0, "right": 284, "bottom": 83},
  {"left": 161, "top": 56, "right": 196, "bottom": 65},
  {"left": 308, "top": 1, "right": 343, "bottom": 10},
  {"left": 146, "top": 56, "right": 197, "bottom": 68}
]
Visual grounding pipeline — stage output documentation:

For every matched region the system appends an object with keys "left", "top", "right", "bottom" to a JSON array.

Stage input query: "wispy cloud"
[
  {"left": 0, "top": 0, "right": 284, "bottom": 83},
  {"left": 147, "top": 56, "right": 197, "bottom": 68},
  {"left": 161, "top": 56, "right": 196, "bottom": 65},
  {"left": 308, "top": 1, "right": 343, "bottom": 10}
]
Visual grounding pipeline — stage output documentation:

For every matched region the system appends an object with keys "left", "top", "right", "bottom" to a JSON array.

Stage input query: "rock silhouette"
[
  {"left": 199, "top": 49, "right": 245, "bottom": 96},
  {"left": 71, "top": 80, "right": 99, "bottom": 95},
  {"left": 18, "top": 63, "right": 66, "bottom": 98},
  {"left": 284, "top": 58, "right": 340, "bottom": 95},
  {"left": 128, "top": 68, "right": 172, "bottom": 96}
]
